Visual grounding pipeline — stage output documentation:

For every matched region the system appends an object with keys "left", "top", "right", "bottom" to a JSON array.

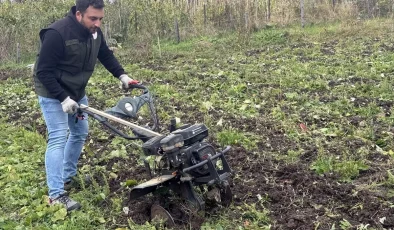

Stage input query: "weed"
[{"left": 216, "top": 129, "right": 257, "bottom": 151}]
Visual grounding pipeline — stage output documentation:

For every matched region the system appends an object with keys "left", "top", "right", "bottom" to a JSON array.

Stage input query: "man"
[{"left": 33, "top": 0, "right": 134, "bottom": 211}]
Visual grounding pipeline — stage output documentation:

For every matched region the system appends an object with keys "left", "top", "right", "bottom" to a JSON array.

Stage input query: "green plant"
[
  {"left": 240, "top": 203, "right": 270, "bottom": 229},
  {"left": 311, "top": 156, "right": 334, "bottom": 175},
  {"left": 216, "top": 129, "right": 257, "bottom": 150},
  {"left": 311, "top": 156, "right": 369, "bottom": 182},
  {"left": 340, "top": 219, "right": 352, "bottom": 230}
]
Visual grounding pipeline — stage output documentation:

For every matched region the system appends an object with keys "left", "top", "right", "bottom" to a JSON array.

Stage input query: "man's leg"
[
  {"left": 38, "top": 96, "right": 68, "bottom": 199},
  {"left": 63, "top": 95, "right": 89, "bottom": 183}
]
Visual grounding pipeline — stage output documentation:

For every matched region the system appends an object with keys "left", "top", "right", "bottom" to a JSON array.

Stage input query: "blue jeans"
[{"left": 38, "top": 95, "right": 88, "bottom": 199}]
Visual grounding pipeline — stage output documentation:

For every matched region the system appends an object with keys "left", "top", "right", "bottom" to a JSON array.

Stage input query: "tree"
[{"left": 300, "top": 0, "right": 305, "bottom": 28}]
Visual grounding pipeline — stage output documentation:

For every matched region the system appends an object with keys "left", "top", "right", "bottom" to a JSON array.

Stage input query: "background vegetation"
[{"left": 1, "top": 0, "right": 394, "bottom": 63}]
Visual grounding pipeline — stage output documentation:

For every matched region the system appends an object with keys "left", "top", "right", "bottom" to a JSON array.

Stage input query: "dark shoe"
[
  {"left": 64, "top": 174, "right": 91, "bottom": 191},
  {"left": 49, "top": 194, "right": 81, "bottom": 211}
]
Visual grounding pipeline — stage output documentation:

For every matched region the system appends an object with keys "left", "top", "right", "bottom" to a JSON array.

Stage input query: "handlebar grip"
[
  {"left": 129, "top": 84, "right": 147, "bottom": 90},
  {"left": 128, "top": 80, "right": 140, "bottom": 85}
]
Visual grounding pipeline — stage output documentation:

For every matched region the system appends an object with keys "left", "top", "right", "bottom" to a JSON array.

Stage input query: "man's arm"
[
  {"left": 36, "top": 29, "right": 68, "bottom": 102},
  {"left": 97, "top": 30, "right": 126, "bottom": 78}
]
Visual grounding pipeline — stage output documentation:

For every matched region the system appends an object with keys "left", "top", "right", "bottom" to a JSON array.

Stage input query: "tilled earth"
[
  {"left": 5, "top": 70, "right": 394, "bottom": 230},
  {"left": 106, "top": 147, "right": 394, "bottom": 230}
]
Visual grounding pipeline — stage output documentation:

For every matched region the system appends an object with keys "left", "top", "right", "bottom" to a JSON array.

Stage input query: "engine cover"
[
  {"left": 142, "top": 124, "right": 215, "bottom": 175},
  {"left": 142, "top": 135, "right": 166, "bottom": 155},
  {"left": 172, "top": 124, "right": 208, "bottom": 146},
  {"left": 180, "top": 142, "right": 217, "bottom": 176}
]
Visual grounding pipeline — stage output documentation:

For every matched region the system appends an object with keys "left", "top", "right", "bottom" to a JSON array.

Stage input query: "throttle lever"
[
  {"left": 75, "top": 108, "right": 85, "bottom": 123},
  {"left": 128, "top": 80, "right": 140, "bottom": 85}
]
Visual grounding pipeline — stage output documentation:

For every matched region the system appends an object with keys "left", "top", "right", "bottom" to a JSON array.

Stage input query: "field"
[{"left": 2, "top": 19, "right": 394, "bottom": 229}]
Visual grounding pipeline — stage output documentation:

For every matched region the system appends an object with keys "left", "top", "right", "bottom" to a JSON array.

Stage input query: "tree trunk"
[
  {"left": 300, "top": 0, "right": 305, "bottom": 28},
  {"left": 174, "top": 18, "right": 180, "bottom": 44},
  {"left": 367, "top": 0, "right": 372, "bottom": 18}
]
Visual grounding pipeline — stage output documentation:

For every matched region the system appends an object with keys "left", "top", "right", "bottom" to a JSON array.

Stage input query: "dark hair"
[{"left": 76, "top": 0, "right": 105, "bottom": 14}]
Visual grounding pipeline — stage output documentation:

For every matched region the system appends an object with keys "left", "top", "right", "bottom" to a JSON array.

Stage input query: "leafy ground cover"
[{"left": 2, "top": 19, "right": 394, "bottom": 229}]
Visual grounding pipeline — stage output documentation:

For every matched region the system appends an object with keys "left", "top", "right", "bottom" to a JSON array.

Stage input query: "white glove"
[
  {"left": 61, "top": 97, "right": 79, "bottom": 114},
  {"left": 119, "top": 74, "right": 133, "bottom": 89}
]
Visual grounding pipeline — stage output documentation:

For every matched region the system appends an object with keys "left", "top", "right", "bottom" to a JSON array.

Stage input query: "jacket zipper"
[{"left": 79, "top": 38, "right": 91, "bottom": 99}]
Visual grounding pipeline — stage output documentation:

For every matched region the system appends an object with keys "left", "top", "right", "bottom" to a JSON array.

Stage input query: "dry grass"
[
  {"left": 1, "top": 0, "right": 393, "bottom": 63},
  {"left": 0, "top": 28, "right": 13, "bottom": 61}
]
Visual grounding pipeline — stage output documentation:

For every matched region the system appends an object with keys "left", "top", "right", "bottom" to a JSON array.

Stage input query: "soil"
[
  {"left": 96, "top": 143, "right": 394, "bottom": 230},
  {"left": 0, "top": 67, "right": 29, "bottom": 81},
  {"left": 6, "top": 88, "right": 393, "bottom": 230}
]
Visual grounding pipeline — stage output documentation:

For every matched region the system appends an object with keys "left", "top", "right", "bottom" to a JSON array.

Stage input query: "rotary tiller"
[{"left": 78, "top": 83, "right": 233, "bottom": 226}]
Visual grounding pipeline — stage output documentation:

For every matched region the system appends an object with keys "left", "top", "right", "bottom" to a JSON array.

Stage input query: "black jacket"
[{"left": 34, "top": 6, "right": 125, "bottom": 102}]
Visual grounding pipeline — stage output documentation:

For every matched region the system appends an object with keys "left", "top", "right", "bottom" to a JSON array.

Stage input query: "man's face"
[{"left": 76, "top": 6, "right": 104, "bottom": 34}]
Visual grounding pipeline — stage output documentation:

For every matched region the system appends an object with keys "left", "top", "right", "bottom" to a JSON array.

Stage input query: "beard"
[{"left": 80, "top": 18, "right": 97, "bottom": 34}]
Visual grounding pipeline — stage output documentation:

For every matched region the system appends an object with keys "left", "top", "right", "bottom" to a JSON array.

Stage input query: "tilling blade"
[
  {"left": 150, "top": 204, "right": 175, "bottom": 227},
  {"left": 220, "top": 183, "right": 233, "bottom": 207}
]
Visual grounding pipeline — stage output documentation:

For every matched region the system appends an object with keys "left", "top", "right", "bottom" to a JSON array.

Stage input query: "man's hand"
[
  {"left": 61, "top": 96, "right": 79, "bottom": 114},
  {"left": 119, "top": 74, "right": 135, "bottom": 89}
]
